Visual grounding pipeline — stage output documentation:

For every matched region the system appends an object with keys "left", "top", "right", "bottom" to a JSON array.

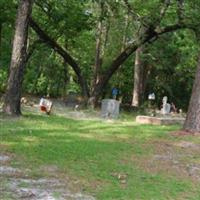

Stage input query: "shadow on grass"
[{"left": 2, "top": 113, "right": 195, "bottom": 200}]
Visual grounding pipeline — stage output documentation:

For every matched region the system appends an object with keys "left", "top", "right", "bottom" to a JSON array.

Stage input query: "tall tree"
[
  {"left": 93, "top": 1, "right": 104, "bottom": 89},
  {"left": 88, "top": 0, "right": 192, "bottom": 106},
  {"left": 183, "top": 55, "right": 200, "bottom": 133},
  {"left": 21, "top": 0, "right": 200, "bottom": 107},
  {"left": 131, "top": 46, "right": 144, "bottom": 107},
  {"left": 3, "top": 0, "right": 33, "bottom": 115}
]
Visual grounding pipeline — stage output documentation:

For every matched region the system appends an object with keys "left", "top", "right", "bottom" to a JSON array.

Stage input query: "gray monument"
[
  {"left": 161, "top": 96, "right": 171, "bottom": 114},
  {"left": 101, "top": 99, "right": 120, "bottom": 119}
]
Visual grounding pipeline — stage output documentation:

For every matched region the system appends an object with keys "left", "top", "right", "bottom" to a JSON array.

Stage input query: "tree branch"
[
  {"left": 29, "top": 17, "right": 89, "bottom": 97},
  {"left": 157, "top": 23, "right": 187, "bottom": 35},
  {"left": 93, "top": 21, "right": 194, "bottom": 97}
]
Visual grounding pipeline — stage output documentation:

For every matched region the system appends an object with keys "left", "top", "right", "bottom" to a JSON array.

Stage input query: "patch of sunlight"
[
  {"left": 65, "top": 132, "right": 109, "bottom": 142},
  {"left": 23, "top": 136, "right": 39, "bottom": 143},
  {"left": 114, "top": 134, "right": 132, "bottom": 139},
  {"left": 1, "top": 141, "right": 17, "bottom": 146},
  {"left": 47, "top": 131, "right": 69, "bottom": 136},
  {"left": 134, "top": 132, "right": 155, "bottom": 139},
  {"left": 65, "top": 131, "right": 132, "bottom": 142},
  {"left": 78, "top": 122, "right": 134, "bottom": 132},
  {"left": 121, "top": 121, "right": 137, "bottom": 125},
  {"left": 78, "top": 133, "right": 98, "bottom": 139}
]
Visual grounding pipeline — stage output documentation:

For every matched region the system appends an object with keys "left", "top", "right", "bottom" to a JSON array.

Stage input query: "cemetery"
[
  {"left": 136, "top": 96, "right": 185, "bottom": 125},
  {"left": 1, "top": 0, "right": 200, "bottom": 200}
]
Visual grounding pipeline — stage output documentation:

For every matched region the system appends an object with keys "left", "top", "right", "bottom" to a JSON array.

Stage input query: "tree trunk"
[
  {"left": 141, "top": 63, "right": 151, "bottom": 102},
  {"left": 132, "top": 47, "right": 143, "bottom": 107},
  {"left": 62, "top": 62, "right": 69, "bottom": 98},
  {"left": 93, "top": 3, "right": 103, "bottom": 88},
  {"left": 116, "top": 13, "right": 129, "bottom": 92},
  {"left": 91, "top": 2, "right": 110, "bottom": 99},
  {"left": 0, "top": 23, "right": 2, "bottom": 57},
  {"left": 89, "top": 24, "right": 185, "bottom": 106},
  {"left": 3, "top": 0, "right": 33, "bottom": 116},
  {"left": 183, "top": 56, "right": 200, "bottom": 133}
]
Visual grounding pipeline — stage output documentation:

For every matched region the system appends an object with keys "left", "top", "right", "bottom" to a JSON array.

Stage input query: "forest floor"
[{"left": 0, "top": 98, "right": 200, "bottom": 199}]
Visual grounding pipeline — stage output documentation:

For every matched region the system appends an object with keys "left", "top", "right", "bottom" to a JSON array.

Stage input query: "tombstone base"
[{"left": 136, "top": 115, "right": 185, "bottom": 125}]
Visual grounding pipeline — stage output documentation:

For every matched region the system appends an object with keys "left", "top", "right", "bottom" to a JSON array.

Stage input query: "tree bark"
[
  {"left": 29, "top": 18, "right": 90, "bottom": 98},
  {"left": 116, "top": 13, "right": 129, "bottom": 93},
  {"left": 62, "top": 61, "right": 69, "bottom": 98},
  {"left": 132, "top": 46, "right": 143, "bottom": 107},
  {"left": 93, "top": 2, "right": 104, "bottom": 88},
  {"left": 90, "top": 10, "right": 110, "bottom": 107},
  {"left": 3, "top": 0, "right": 33, "bottom": 116},
  {"left": 183, "top": 55, "right": 200, "bottom": 133},
  {"left": 0, "top": 23, "right": 2, "bottom": 58}
]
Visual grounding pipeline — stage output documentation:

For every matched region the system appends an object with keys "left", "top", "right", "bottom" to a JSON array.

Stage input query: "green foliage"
[
  {"left": 1, "top": 0, "right": 200, "bottom": 109},
  {"left": 145, "top": 30, "right": 199, "bottom": 109}
]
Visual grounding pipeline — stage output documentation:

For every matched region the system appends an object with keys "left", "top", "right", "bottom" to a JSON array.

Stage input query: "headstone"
[
  {"left": 101, "top": 99, "right": 120, "bottom": 119},
  {"left": 161, "top": 96, "right": 171, "bottom": 114},
  {"left": 148, "top": 93, "right": 155, "bottom": 100},
  {"left": 39, "top": 98, "right": 53, "bottom": 114}
]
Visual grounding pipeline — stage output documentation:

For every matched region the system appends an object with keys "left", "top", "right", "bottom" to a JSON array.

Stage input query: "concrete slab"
[{"left": 136, "top": 115, "right": 185, "bottom": 125}]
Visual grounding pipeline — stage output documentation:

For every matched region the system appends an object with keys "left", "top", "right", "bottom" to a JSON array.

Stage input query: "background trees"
[{"left": 1, "top": 0, "right": 200, "bottom": 114}]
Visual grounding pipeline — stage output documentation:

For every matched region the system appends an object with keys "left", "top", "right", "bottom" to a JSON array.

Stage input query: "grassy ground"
[{"left": 1, "top": 111, "right": 200, "bottom": 200}]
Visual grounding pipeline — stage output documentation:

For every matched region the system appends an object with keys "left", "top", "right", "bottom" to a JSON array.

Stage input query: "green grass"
[{"left": 1, "top": 113, "right": 200, "bottom": 199}]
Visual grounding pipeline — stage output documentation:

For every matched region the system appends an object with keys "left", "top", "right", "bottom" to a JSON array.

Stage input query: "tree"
[
  {"left": 87, "top": 0, "right": 195, "bottom": 106},
  {"left": 3, "top": 0, "right": 33, "bottom": 115},
  {"left": 2, "top": 0, "right": 199, "bottom": 110},
  {"left": 29, "top": 18, "right": 90, "bottom": 98},
  {"left": 131, "top": 46, "right": 144, "bottom": 107},
  {"left": 183, "top": 55, "right": 200, "bottom": 133}
]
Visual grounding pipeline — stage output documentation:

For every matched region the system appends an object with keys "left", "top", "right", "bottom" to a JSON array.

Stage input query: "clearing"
[{"left": 0, "top": 102, "right": 200, "bottom": 199}]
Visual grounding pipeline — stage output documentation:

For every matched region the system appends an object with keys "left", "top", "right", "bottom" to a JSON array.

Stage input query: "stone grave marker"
[
  {"left": 161, "top": 96, "right": 171, "bottom": 114},
  {"left": 101, "top": 99, "right": 120, "bottom": 119}
]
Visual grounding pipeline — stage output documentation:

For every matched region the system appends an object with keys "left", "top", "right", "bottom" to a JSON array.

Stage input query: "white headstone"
[
  {"left": 148, "top": 93, "right": 155, "bottom": 100},
  {"left": 161, "top": 96, "right": 171, "bottom": 114},
  {"left": 39, "top": 98, "right": 53, "bottom": 113}
]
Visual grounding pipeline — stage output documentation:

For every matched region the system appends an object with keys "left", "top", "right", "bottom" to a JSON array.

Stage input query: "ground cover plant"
[{"left": 1, "top": 111, "right": 200, "bottom": 199}]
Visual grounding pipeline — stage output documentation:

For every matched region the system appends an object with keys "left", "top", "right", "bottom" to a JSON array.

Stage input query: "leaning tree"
[{"left": 30, "top": 0, "right": 195, "bottom": 107}]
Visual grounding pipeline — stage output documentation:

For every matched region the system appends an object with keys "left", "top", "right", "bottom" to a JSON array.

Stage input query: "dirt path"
[
  {"left": 0, "top": 154, "right": 95, "bottom": 200},
  {"left": 135, "top": 139, "right": 200, "bottom": 183}
]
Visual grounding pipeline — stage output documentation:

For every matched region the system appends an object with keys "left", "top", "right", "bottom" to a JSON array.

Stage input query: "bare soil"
[
  {"left": 0, "top": 154, "right": 95, "bottom": 200},
  {"left": 133, "top": 139, "right": 200, "bottom": 183}
]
